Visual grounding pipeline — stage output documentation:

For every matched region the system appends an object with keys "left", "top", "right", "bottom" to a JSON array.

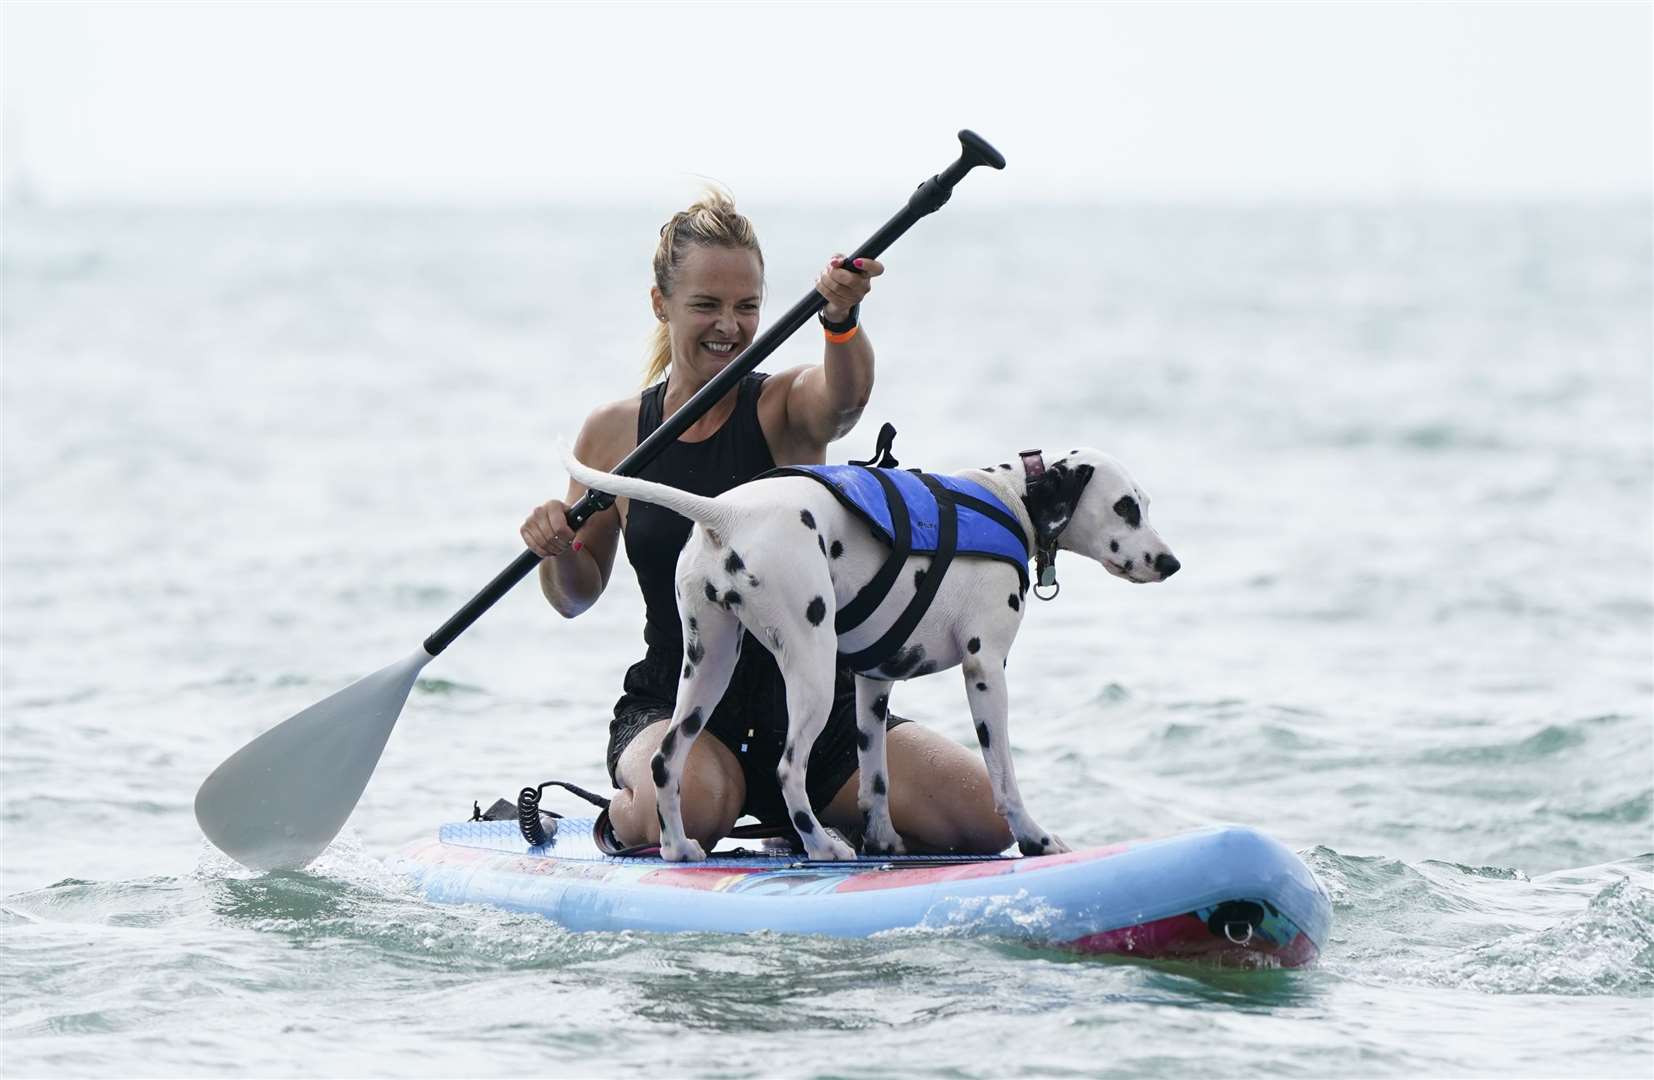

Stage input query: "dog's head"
[{"left": 1027, "top": 449, "right": 1179, "bottom": 583}]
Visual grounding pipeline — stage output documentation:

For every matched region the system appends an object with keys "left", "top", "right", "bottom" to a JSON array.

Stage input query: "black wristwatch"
[{"left": 819, "top": 304, "right": 859, "bottom": 334}]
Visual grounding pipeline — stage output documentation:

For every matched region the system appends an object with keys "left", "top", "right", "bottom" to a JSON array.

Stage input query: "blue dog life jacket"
[{"left": 764, "top": 464, "right": 1032, "bottom": 674}]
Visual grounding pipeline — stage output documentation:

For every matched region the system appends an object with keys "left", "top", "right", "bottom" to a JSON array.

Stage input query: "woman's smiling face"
[{"left": 653, "top": 244, "right": 764, "bottom": 379}]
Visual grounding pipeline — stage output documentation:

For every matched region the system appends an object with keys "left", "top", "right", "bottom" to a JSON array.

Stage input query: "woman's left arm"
[{"left": 783, "top": 255, "right": 884, "bottom": 445}]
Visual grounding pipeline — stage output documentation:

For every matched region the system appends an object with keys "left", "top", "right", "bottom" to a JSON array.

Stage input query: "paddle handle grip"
[{"left": 422, "top": 130, "right": 1005, "bottom": 657}]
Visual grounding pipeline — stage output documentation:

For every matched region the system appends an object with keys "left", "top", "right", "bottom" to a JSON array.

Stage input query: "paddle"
[{"left": 195, "top": 130, "right": 1007, "bottom": 871}]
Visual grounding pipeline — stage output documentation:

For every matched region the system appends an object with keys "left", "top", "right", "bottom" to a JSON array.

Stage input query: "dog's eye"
[{"left": 1113, "top": 496, "right": 1141, "bottom": 528}]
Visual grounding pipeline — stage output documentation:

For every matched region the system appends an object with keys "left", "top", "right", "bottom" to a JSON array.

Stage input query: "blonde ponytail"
[
  {"left": 643, "top": 186, "right": 764, "bottom": 386},
  {"left": 643, "top": 321, "right": 672, "bottom": 387}
]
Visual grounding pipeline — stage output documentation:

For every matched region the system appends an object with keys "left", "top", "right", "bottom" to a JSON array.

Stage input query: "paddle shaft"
[{"left": 422, "top": 131, "right": 1006, "bottom": 657}]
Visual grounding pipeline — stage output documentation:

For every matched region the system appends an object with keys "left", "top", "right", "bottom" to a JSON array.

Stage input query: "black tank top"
[{"left": 624, "top": 372, "right": 776, "bottom": 658}]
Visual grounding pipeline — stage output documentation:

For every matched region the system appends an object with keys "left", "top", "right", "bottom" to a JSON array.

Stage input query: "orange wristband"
[{"left": 823, "top": 323, "right": 860, "bottom": 345}]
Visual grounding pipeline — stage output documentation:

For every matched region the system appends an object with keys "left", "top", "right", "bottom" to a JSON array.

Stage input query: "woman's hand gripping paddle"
[{"left": 194, "top": 131, "right": 1007, "bottom": 871}]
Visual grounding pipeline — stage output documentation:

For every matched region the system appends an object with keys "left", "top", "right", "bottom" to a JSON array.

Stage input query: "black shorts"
[{"left": 607, "top": 635, "right": 909, "bottom": 827}]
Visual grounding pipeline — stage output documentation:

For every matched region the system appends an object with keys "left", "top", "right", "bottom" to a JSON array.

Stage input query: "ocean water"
[{"left": 2, "top": 199, "right": 1650, "bottom": 1077}]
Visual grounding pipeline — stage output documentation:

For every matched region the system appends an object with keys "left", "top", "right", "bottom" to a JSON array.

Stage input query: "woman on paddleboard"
[{"left": 520, "top": 191, "right": 1011, "bottom": 854}]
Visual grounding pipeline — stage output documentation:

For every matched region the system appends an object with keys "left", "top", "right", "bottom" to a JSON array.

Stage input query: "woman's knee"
[
  {"left": 611, "top": 723, "right": 745, "bottom": 846},
  {"left": 885, "top": 725, "right": 1014, "bottom": 854}
]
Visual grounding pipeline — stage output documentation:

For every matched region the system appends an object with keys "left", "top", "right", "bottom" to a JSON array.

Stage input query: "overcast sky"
[{"left": 2, "top": 2, "right": 1649, "bottom": 203}]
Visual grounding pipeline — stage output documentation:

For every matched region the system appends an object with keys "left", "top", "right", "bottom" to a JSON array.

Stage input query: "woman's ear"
[{"left": 650, "top": 285, "right": 667, "bottom": 322}]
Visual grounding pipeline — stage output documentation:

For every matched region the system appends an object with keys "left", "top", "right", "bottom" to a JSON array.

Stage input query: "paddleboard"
[{"left": 391, "top": 818, "right": 1331, "bottom": 966}]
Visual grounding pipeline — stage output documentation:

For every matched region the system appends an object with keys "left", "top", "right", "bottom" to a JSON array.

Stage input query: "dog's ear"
[{"left": 1027, "top": 462, "right": 1094, "bottom": 538}]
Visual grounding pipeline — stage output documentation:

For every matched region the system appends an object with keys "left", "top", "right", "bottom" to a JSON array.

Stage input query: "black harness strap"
[
  {"left": 949, "top": 490, "right": 1031, "bottom": 592},
  {"left": 833, "top": 468, "right": 912, "bottom": 634},
  {"left": 848, "top": 421, "right": 900, "bottom": 469},
  {"left": 839, "top": 474, "right": 959, "bottom": 674}
]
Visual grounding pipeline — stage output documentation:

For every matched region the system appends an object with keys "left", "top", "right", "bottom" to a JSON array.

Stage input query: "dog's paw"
[
  {"left": 659, "top": 837, "right": 707, "bottom": 862},
  {"left": 1015, "top": 833, "right": 1069, "bottom": 858},
  {"left": 860, "top": 820, "right": 907, "bottom": 857},
  {"left": 804, "top": 830, "right": 858, "bottom": 861}
]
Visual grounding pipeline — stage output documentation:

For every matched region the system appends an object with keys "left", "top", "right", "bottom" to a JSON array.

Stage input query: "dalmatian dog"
[{"left": 562, "top": 447, "right": 1179, "bottom": 862}]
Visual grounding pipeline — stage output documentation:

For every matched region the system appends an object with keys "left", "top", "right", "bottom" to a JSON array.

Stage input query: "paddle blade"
[{"left": 194, "top": 648, "right": 433, "bottom": 871}]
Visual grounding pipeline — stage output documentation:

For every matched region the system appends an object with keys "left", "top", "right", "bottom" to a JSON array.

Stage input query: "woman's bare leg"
[
  {"left": 820, "top": 723, "right": 1014, "bottom": 854},
  {"left": 610, "top": 719, "right": 746, "bottom": 848}
]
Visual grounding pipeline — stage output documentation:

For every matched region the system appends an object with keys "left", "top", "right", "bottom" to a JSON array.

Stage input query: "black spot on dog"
[
  {"left": 685, "top": 637, "right": 705, "bottom": 665},
  {"left": 829, "top": 540, "right": 844, "bottom": 559},
  {"left": 975, "top": 721, "right": 991, "bottom": 748},
  {"left": 871, "top": 693, "right": 889, "bottom": 720},
  {"left": 806, "top": 596, "right": 826, "bottom": 626},
  {"left": 878, "top": 644, "right": 927, "bottom": 679},
  {"left": 967, "top": 637, "right": 980, "bottom": 654},
  {"left": 723, "top": 590, "right": 742, "bottom": 608},
  {"left": 724, "top": 551, "right": 744, "bottom": 574},
  {"left": 703, "top": 581, "right": 718, "bottom": 602},
  {"left": 872, "top": 773, "right": 886, "bottom": 796},
  {"left": 913, "top": 568, "right": 926, "bottom": 588},
  {"left": 1109, "top": 540, "right": 1119, "bottom": 553},
  {"left": 1008, "top": 593, "right": 1020, "bottom": 611},
  {"left": 1113, "top": 495, "right": 1142, "bottom": 528},
  {"left": 682, "top": 663, "right": 693, "bottom": 679},
  {"left": 651, "top": 754, "right": 669, "bottom": 787},
  {"left": 656, "top": 806, "right": 666, "bottom": 834},
  {"left": 998, "top": 463, "right": 1011, "bottom": 470},
  {"left": 792, "top": 810, "right": 815, "bottom": 835},
  {"left": 784, "top": 743, "right": 794, "bottom": 764},
  {"left": 681, "top": 708, "right": 703, "bottom": 735},
  {"left": 687, "top": 616, "right": 697, "bottom": 631},
  {"left": 660, "top": 729, "right": 677, "bottom": 759},
  {"left": 975, "top": 681, "right": 988, "bottom": 691},
  {"left": 800, "top": 509, "right": 816, "bottom": 530},
  {"left": 1018, "top": 837, "right": 1049, "bottom": 856},
  {"left": 818, "top": 534, "right": 827, "bottom": 556},
  {"left": 1123, "top": 559, "right": 1134, "bottom": 573},
  {"left": 856, "top": 725, "right": 871, "bottom": 751}
]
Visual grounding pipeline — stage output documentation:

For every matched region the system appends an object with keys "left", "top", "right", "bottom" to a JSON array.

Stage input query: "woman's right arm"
[{"left": 520, "top": 404, "right": 629, "bottom": 618}]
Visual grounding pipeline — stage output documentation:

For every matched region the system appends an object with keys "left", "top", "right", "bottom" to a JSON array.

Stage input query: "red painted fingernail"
[
  {"left": 854, "top": 258, "right": 864, "bottom": 269},
  {"left": 572, "top": 540, "right": 583, "bottom": 552}
]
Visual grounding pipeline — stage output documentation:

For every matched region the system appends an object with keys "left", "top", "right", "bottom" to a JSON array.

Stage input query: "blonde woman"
[{"left": 521, "top": 192, "right": 1010, "bottom": 854}]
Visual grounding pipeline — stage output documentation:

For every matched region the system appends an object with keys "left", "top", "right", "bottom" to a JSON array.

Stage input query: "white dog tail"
[{"left": 563, "top": 448, "right": 735, "bottom": 538}]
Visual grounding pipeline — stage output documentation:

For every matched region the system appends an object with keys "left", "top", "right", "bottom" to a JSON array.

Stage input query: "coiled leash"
[{"left": 476, "top": 779, "right": 802, "bottom": 856}]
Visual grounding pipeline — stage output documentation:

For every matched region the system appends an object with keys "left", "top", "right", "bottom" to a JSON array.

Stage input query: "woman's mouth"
[{"left": 701, "top": 341, "right": 740, "bottom": 357}]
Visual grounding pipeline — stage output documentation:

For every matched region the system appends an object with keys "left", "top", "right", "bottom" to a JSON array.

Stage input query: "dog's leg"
[
  {"left": 774, "top": 631, "right": 856, "bottom": 861},
  {"left": 965, "top": 653, "right": 1070, "bottom": 856},
  {"left": 652, "top": 599, "right": 742, "bottom": 863},
  {"left": 852, "top": 676, "right": 904, "bottom": 855}
]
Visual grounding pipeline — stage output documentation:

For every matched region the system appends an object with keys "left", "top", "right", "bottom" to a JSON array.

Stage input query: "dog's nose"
[{"left": 1154, "top": 553, "right": 1181, "bottom": 578}]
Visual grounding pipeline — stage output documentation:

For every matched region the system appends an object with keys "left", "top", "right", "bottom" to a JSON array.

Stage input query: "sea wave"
[{"left": 1307, "top": 846, "right": 1654, "bottom": 996}]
